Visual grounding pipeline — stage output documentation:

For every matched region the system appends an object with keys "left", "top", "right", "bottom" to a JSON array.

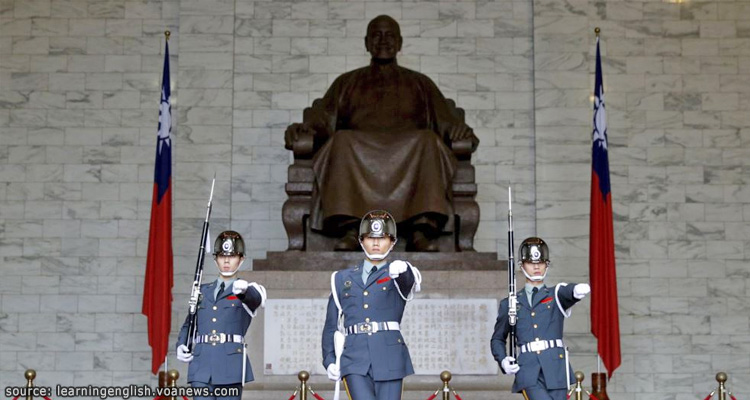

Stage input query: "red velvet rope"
[
  {"left": 730, "top": 394, "right": 737, "bottom": 400},
  {"left": 287, "top": 389, "right": 298, "bottom": 400},
  {"left": 311, "top": 392, "right": 324, "bottom": 400},
  {"left": 425, "top": 392, "right": 438, "bottom": 400},
  {"left": 453, "top": 392, "right": 463, "bottom": 400},
  {"left": 704, "top": 392, "right": 715, "bottom": 400}
]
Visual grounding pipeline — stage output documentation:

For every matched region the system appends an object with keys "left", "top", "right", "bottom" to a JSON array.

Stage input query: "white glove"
[
  {"left": 232, "top": 279, "right": 248, "bottom": 295},
  {"left": 176, "top": 344, "right": 193, "bottom": 363},
  {"left": 389, "top": 260, "right": 409, "bottom": 279},
  {"left": 326, "top": 363, "right": 340, "bottom": 381},
  {"left": 573, "top": 283, "right": 591, "bottom": 300},
  {"left": 501, "top": 356, "right": 519, "bottom": 375}
]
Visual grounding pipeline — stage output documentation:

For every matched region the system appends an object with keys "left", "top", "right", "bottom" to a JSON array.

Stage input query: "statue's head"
[{"left": 365, "top": 15, "right": 403, "bottom": 62}]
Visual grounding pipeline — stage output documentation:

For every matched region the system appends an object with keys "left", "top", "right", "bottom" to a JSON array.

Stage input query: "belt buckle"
[
  {"left": 360, "top": 323, "right": 371, "bottom": 333},
  {"left": 208, "top": 333, "right": 220, "bottom": 343},
  {"left": 529, "top": 340, "right": 546, "bottom": 352}
]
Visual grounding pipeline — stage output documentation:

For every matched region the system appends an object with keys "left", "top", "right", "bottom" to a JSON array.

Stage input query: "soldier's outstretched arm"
[
  {"left": 321, "top": 294, "right": 338, "bottom": 369},
  {"left": 394, "top": 264, "right": 415, "bottom": 292},
  {"left": 555, "top": 282, "right": 580, "bottom": 311},
  {"left": 238, "top": 282, "right": 266, "bottom": 312},
  {"left": 490, "top": 299, "right": 510, "bottom": 366}
]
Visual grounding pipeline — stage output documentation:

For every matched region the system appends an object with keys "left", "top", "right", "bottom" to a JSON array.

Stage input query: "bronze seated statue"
[{"left": 283, "top": 15, "right": 480, "bottom": 253}]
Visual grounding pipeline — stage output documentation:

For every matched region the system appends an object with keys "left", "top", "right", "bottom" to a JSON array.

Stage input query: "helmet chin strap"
[
  {"left": 217, "top": 258, "right": 244, "bottom": 277},
  {"left": 360, "top": 239, "right": 397, "bottom": 261},
  {"left": 521, "top": 263, "right": 548, "bottom": 282}
]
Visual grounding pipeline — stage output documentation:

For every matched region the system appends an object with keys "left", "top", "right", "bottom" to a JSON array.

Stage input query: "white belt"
[
  {"left": 346, "top": 321, "right": 400, "bottom": 335},
  {"left": 195, "top": 333, "right": 244, "bottom": 344},
  {"left": 520, "top": 339, "right": 564, "bottom": 353}
]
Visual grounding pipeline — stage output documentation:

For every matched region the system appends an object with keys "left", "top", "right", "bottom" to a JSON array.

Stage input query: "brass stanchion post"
[
  {"left": 440, "top": 371, "right": 451, "bottom": 400},
  {"left": 573, "top": 371, "right": 585, "bottom": 400},
  {"left": 168, "top": 370, "right": 179, "bottom": 400},
  {"left": 25, "top": 370, "right": 36, "bottom": 400},
  {"left": 717, "top": 372, "right": 728, "bottom": 400},
  {"left": 298, "top": 371, "right": 309, "bottom": 400}
]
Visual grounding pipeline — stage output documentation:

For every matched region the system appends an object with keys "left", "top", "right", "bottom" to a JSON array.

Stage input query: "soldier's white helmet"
[
  {"left": 519, "top": 237, "right": 550, "bottom": 281},
  {"left": 358, "top": 210, "right": 397, "bottom": 260}
]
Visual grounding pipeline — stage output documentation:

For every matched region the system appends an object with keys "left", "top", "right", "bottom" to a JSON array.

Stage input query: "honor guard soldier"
[
  {"left": 176, "top": 231, "right": 267, "bottom": 400},
  {"left": 322, "top": 210, "right": 423, "bottom": 400},
  {"left": 491, "top": 237, "right": 591, "bottom": 400}
]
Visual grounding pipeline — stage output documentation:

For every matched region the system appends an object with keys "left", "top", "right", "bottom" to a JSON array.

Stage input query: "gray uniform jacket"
[
  {"left": 322, "top": 261, "right": 416, "bottom": 381},
  {"left": 490, "top": 283, "right": 580, "bottom": 393},
  {"left": 177, "top": 280, "right": 263, "bottom": 385}
]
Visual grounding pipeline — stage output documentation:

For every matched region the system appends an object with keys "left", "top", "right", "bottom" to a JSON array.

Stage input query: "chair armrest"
[{"left": 449, "top": 137, "right": 475, "bottom": 160}]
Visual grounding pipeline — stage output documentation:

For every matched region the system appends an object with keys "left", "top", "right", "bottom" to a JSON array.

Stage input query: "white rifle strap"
[
  {"left": 393, "top": 262, "right": 422, "bottom": 301},
  {"left": 555, "top": 283, "right": 572, "bottom": 318},
  {"left": 331, "top": 271, "right": 343, "bottom": 330},
  {"left": 242, "top": 343, "right": 247, "bottom": 387},
  {"left": 331, "top": 271, "right": 344, "bottom": 400},
  {"left": 565, "top": 346, "right": 571, "bottom": 390}
]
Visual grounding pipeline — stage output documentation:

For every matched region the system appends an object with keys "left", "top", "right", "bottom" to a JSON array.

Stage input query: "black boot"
[
  {"left": 334, "top": 227, "right": 360, "bottom": 251},
  {"left": 407, "top": 226, "right": 438, "bottom": 252}
]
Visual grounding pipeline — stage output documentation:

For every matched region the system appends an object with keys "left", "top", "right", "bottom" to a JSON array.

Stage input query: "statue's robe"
[{"left": 307, "top": 61, "right": 479, "bottom": 234}]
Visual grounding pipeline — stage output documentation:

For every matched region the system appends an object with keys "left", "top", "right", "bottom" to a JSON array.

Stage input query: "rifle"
[
  {"left": 183, "top": 177, "right": 216, "bottom": 352},
  {"left": 507, "top": 186, "right": 518, "bottom": 362}
]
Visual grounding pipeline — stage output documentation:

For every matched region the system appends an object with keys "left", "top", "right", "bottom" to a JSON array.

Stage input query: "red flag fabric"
[
  {"left": 589, "top": 36, "right": 621, "bottom": 378},
  {"left": 142, "top": 40, "right": 173, "bottom": 375}
]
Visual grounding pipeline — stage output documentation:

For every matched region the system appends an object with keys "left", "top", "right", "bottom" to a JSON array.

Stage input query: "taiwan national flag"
[
  {"left": 142, "top": 39, "right": 173, "bottom": 375},
  {"left": 589, "top": 36, "right": 621, "bottom": 378}
]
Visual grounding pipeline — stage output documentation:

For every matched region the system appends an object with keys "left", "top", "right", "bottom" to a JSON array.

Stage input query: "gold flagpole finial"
[
  {"left": 165, "top": 30, "right": 171, "bottom": 40},
  {"left": 594, "top": 27, "right": 600, "bottom": 37}
]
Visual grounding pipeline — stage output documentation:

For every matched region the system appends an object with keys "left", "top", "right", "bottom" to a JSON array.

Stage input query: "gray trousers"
[
  {"left": 343, "top": 373, "right": 403, "bottom": 400},
  {"left": 520, "top": 372, "right": 567, "bottom": 400}
]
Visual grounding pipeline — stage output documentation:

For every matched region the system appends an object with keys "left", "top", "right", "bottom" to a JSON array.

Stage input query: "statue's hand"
[
  {"left": 284, "top": 123, "right": 315, "bottom": 149},
  {"left": 447, "top": 125, "right": 474, "bottom": 142}
]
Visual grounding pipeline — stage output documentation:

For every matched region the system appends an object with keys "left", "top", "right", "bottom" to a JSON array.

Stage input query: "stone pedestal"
[
  {"left": 236, "top": 252, "right": 516, "bottom": 399},
  {"left": 253, "top": 251, "right": 507, "bottom": 271}
]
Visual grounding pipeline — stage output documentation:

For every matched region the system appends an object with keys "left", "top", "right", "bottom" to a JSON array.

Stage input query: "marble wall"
[{"left": 0, "top": 0, "right": 748, "bottom": 398}]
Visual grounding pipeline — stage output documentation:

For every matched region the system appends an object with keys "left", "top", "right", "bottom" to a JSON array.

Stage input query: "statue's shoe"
[
  {"left": 407, "top": 230, "right": 438, "bottom": 252},
  {"left": 334, "top": 233, "right": 359, "bottom": 251}
]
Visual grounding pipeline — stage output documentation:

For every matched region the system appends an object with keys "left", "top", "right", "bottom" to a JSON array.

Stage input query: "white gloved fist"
[
  {"left": 389, "top": 260, "right": 409, "bottom": 279},
  {"left": 326, "top": 363, "right": 341, "bottom": 381},
  {"left": 176, "top": 344, "right": 193, "bottom": 363},
  {"left": 573, "top": 283, "right": 591, "bottom": 300},
  {"left": 232, "top": 279, "right": 249, "bottom": 295},
  {"left": 501, "top": 356, "right": 520, "bottom": 375}
]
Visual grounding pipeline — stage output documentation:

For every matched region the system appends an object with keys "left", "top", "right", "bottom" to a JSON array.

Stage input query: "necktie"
[
  {"left": 365, "top": 265, "right": 377, "bottom": 284},
  {"left": 217, "top": 282, "right": 225, "bottom": 300},
  {"left": 532, "top": 287, "right": 539, "bottom": 304}
]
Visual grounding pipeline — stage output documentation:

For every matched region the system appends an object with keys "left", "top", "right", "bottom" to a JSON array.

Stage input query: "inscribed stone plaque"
[{"left": 264, "top": 298, "right": 499, "bottom": 375}]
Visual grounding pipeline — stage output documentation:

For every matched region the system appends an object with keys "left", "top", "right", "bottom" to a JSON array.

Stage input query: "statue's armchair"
[{"left": 283, "top": 98, "right": 479, "bottom": 252}]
